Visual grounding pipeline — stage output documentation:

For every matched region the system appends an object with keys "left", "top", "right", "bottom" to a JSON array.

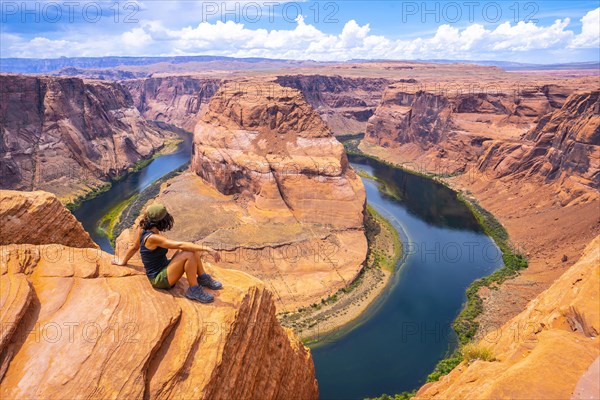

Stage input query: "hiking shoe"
[
  {"left": 185, "top": 285, "right": 214, "bottom": 303},
  {"left": 198, "top": 273, "right": 223, "bottom": 290}
]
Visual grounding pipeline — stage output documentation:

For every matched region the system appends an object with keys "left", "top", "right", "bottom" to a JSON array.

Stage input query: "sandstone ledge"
[
  {"left": 0, "top": 189, "right": 97, "bottom": 249},
  {"left": 0, "top": 241, "right": 318, "bottom": 399}
]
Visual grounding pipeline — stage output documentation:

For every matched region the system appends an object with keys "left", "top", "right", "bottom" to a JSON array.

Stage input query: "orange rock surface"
[
  {"left": 192, "top": 81, "right": 365, "bottom": 229},
  {"left": 0, "top": 193, "right": 319, "bottom": 399},
  {"left": 0, "top": 189, "right": 96, "bottom": 248}
]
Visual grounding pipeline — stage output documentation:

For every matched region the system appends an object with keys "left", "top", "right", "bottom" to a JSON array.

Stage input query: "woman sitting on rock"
[{"left": 113, "top": 203, "right": 222, "bottom": 303}]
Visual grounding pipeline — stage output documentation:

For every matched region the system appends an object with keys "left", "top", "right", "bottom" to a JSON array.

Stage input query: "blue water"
[
  {"left": 311, "top": 155, "right": 503, "bottom": 399},
  {"left": 72, "top": 133, "right": 193, "bottom": 252}
]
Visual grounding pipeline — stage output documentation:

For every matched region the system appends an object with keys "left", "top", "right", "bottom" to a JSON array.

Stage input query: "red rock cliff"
[
  {"left": 124, "top": 76, "right": 221, "bottom": 131},
  {"left": 477, "top": 90, "right": 599, "bottom": 204},
  {"left": 0, "top": 74, "right": 170, "bottom": 202},
  {"left": 191, "top": 81, "right": 365, "bottom": 229}
]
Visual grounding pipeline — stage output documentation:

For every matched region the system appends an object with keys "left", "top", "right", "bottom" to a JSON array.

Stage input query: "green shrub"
[
  {"left": 367, "top": 390, "right": 416, "bottom": 400},
  {"left": 426, "top": 351, "right": 463, "bottom": 382},
  {"left": 461, "top": 343, "right": 495, "bottom": 362}
]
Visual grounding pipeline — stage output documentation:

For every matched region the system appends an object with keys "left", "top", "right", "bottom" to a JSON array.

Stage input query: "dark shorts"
[{"left": 148, "top": 259, "right": 175, "bottom": 289}]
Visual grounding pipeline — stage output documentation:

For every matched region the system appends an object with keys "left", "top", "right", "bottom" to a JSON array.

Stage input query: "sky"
[{"left": 1, "top": 0, "right": 599, "bottom": 63}]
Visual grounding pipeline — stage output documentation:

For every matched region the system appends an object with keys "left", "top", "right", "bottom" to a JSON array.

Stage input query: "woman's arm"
[
  {"left": 112, "top": 226, "right": 141, "bottom": 266},
  {"left": 147, "top": 235, "right": 221, "bottom": 261}
]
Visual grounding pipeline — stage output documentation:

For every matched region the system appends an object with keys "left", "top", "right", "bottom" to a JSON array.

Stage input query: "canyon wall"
[
  {"left": 0, "top": 191, "right": 319, "bottom": 399},
  {"left": 275, "top": 74, "right": 390, "bottom": 134},
  {"left": 364, "top": 83, "right": 575, "bottom": 174},
  {"left": 124, "top": 76, "right": 221, "bottom": 131},
  {"left": 364, "top": 83, "right": 599, "bottom": 201},
  {"left": 0, "top": 75, "right": 170, "bottom": 203},
  {"left": 416, "top": 235, "right": 600, "bottom": 399},
  {"left": 476, "top": 90, "right": 599, "bottom": 204}
]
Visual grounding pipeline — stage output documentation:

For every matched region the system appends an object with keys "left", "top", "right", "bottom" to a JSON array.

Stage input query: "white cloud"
[
  {"left": 121, "top": 28, "right": 153, "bottom": 50},
  {"left": 2, "top": 7, "right": 599, "bottom": 62},
  {"left": 570, "top": 8, "right": 600, "bottom": 47}
]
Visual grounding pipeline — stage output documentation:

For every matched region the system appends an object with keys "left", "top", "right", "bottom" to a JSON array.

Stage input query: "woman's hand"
[
  {"left": 208, "top": 249, "right": 221, "bottom": 262},
  {"left": 111, "top": 258, "right": 127, "bottom": 266}
]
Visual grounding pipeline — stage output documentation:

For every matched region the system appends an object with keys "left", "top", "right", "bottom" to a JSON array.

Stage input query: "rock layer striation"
[{"left": 0, "top": 75, "right": 169, "bottom": 202}]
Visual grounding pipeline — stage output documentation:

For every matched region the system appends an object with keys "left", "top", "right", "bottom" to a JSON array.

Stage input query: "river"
[
  {"left": 72, "top": 140, "right": 502, "bottom": 399},
  {"left": 312, "top": 155, "right": 502, "bottom": 399},
  {"left": 72, "top": 133, "right": 193, "bottom": 252}
]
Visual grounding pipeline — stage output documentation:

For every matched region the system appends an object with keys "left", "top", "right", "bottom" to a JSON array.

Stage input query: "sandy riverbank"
[{"left": 279, "top": 204, "right": 402, "bottom": 344}]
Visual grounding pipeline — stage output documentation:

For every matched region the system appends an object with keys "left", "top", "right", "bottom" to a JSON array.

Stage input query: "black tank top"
[{"left": 140, "top": 230, "right": 169, "bottom": 278}]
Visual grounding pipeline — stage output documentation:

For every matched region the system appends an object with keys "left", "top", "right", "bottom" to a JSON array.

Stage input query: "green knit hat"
[{"left": 146, "top": 203, "right": 168, "bottom": 222}]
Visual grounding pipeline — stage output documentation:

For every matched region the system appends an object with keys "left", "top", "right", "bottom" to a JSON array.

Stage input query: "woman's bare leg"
[
  {"left": 194, "top": 251, "right": 207, "bottom": 275},
  {"left": 166, "top": 251, "right": 199, "bottom": 286}
]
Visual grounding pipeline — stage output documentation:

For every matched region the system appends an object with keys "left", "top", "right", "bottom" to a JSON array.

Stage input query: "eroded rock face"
[
  {"left": 124, "top": 76, "right": 221, "bottom": 132},
  {"left": 364, "top": 83, "right": 566, "bottom": 173},
  {"left": 191, "top": 81, "right": 365, "bottom": 229},
  {"left": 0, "top": 75, "right": 169, "bottom": 202},
  {"left": 275, "top": 75, "right": 390, "bottom": 134},
  {"left": 477, "top": 91, "right": 600, "bottom": 204},
  {"left": 364, "top": 81, "right": 599, "bottom": 203},
  {"left": 416, "top": 235, "right": 600, "bottom": 400},
  {"left": 366, "top": 90, "right": 453, "bottom": 148},
  {"left": 0, "top": 190, "right": 96, "bottom": 248},
  {"left": 0, "top": 195, "right": 319, "bottom": 399}
]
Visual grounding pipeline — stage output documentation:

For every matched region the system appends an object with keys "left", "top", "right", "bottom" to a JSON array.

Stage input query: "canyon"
[
  {"left": 0, "top": 75, "right": 172, "bottom": 204},
  {"left": 1, "top": 60, "right": 598, "bottom": 399},
  {"left": 360, "top": 79, "right": 599, "bottom": 331}
]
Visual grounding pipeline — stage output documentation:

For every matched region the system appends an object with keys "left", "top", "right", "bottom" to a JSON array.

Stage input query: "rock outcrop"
[
  {"left": 275, "top": 74, "right": 390, "bottom": 134},
  {"left": 124, "top": 76, "right": 221, "bottom": 131},
  {"left": 0, "top": 190, "right": 96, "bottom": 248},
  {"left": 0, "top": 75, "right": 170, "bottom": 202},
  {"left": 416, "top": 235, "right": 600, "bottom": 400},
  {"left": 192, "top": 81, "right": 365, "bottom": 228},
  {"left": 477, "top": 90, "right": 600, "bottom": 204},
  {"left": 0, "top": 192, "right": 319, "bottom": 399}
]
